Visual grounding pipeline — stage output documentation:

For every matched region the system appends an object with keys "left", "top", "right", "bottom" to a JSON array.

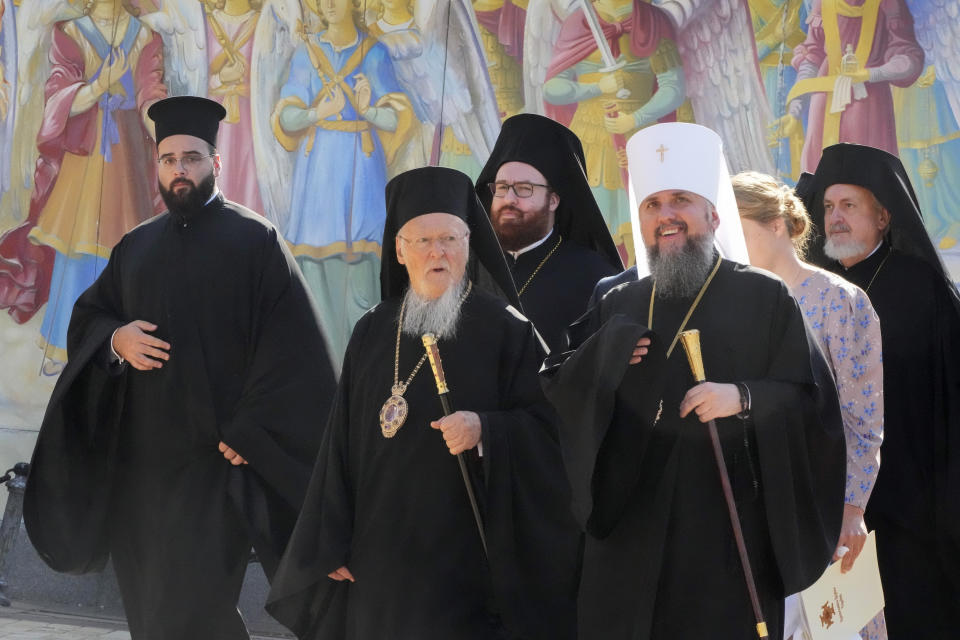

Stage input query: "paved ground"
[{"left": 0, "top": 603, "right": 291, "bottom": 639}]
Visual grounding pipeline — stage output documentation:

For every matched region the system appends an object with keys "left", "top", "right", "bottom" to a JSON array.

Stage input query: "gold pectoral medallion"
[
  {"left": 382, "top": 281, "right": 473, "bottom": 439},
  {"left": 380, "top": 384, "right": 409, "bottom": 438}
]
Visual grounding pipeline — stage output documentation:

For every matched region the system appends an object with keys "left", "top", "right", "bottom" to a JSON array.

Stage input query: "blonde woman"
[{"left": 734, "top": 171, "right": 886, "bottom": 640}]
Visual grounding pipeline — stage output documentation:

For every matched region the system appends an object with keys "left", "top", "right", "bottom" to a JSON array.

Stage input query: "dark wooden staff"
[
  {"left": 679, "top": 329, "right": 769, "bottom": 639},
  {"left": 422, "top": 333, "right": 489, "bottom": 560}
]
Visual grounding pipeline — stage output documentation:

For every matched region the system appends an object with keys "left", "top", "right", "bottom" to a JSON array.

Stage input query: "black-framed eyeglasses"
[
  {"left": 158, "top": 153, "right": 216, "bottom": 170},
  {"left": 488, "top": 181, "right": 550, "bottom": 198}
]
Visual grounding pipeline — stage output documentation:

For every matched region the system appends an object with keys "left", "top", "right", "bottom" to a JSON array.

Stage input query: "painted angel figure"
[
  {"left": 523, "top": 0, "right": 774, "bottom": 257},
  {"left": 768, "top": 0, "right": 924, "bottom": 175},
  {"left": 144, "top": 0, "right": 266, "bottom": 212},
  {"left": 0, "top": 0, "right": 166, "bottom": 373},
  {"left": 2, "top": 0, "right": 83, "bottom": 244},
  {"left": 252, "top": 0, "right": 412, "bottom": 366},
  {"left": 365, "top": 0, "right": 500, "bottom": 178}
]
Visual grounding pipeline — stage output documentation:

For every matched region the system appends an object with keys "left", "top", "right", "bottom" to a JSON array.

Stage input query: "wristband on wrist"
[
  {"left": 735, "top": 382, "right": 751, "bottom": 420},
  {"left": 110, "top": 328, "right": 124, "bottom": 366}
]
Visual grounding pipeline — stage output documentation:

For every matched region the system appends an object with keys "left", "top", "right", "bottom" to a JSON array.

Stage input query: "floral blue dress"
[{"left": 789, "top": 267, "right": 887, "bottom": 640}]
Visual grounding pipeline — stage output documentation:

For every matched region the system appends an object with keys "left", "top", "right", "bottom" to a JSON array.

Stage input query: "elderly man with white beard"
[
  {"left": 266, "top": 166, "right": 581, "bottom": 640},
  {"left": 804, "top": 143, "right": 960, "bottom": 638},
  {"left": 541, "top": 123, "right": 846, "bottom": 640}
]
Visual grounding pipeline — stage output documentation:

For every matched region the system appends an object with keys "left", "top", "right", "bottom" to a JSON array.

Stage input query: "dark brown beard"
[
  {"left": 159, "top": 172, "right": 216, "bottom": 216},
  {"left": 492, "top": 201, "right": 554, "bottom": 252}
]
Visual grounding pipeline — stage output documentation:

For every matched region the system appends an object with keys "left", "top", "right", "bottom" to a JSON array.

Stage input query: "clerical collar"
[
  {"left": 839, "top": 239, "right": 886, "bottom": 272},
  {"left": 173, "top": 189, "right": 222, "bottom": 227},
  {"left": 863, "top": 240, "right": 884, "bottom": 261},
  {"left": 508, "top": 229, "right": 554, "bottom": 260},
  {"left": 838, "top": 240, "right": 891, "bottom": 289}
]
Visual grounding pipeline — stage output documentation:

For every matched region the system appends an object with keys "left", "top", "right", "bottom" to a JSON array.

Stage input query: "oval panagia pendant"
[{"left": 380, "top": 385, "right": 409, "bottom": 438}]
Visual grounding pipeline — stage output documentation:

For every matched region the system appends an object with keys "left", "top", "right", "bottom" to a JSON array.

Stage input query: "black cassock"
[
  {"left": 541, "top": 260, "right": 845, "bottom": 640},
  {"left": 23, "top": 196, "right": 336, "bottom": 639},
  {"left": 508, "top": 231, "right": 619, "bottom": 352},
  {"left": 267, "top": 288, "right": 581, "bottom": 640},
  {"left": 832, "top": 243, "right": 960, "bottom": 636}
]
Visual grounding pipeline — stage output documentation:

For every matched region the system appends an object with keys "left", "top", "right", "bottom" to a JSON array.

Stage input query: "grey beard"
[
  {"left": 647, "top": 233, "right": 716, "bottom": 299},
  {"left": 824, "top": 236, "right": 868, "bottom": 262},
  {"left": 401, "top": 276, "right": 468, "bottom": 340}
]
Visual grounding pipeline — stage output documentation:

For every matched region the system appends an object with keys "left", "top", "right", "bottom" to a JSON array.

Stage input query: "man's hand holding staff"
[
  {"left": 422, "top": 333, "right": 489, "bottom": 560},
  {"left": 679, "top": 329, "right": 769, "bottom": 640}
]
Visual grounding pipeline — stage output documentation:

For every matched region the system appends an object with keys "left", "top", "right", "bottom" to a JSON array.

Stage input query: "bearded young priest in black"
[
  {"left": 23, "top": 96, "right": 337, "bottom": 639},
  {"left": 476, "top": 114, "right": 622, "bottom": 352},
  {"left": 542, "top": 123, "right": 845, "bottom": 640},
  {"left": 266, "top": 166, "right": 581, "bottom": 640}
]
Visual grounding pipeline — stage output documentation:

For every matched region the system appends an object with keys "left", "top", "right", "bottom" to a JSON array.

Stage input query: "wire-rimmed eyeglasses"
[
  {"left": 158, "top": 153, "right": 216, "bottom": 171},
  {"left": 397, "top": 231, "right": 470, "bottom": 253}
]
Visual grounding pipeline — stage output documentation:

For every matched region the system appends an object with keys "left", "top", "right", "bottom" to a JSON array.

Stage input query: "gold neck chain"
[
  {"left": 648, "top": 255, "right": 723, "bottom": 358},
  {"left": 864, "top": 247, "right": 892, "bottom": 293},
  {"left": 517, "top": 235, "right": 563, "bottom": 296},
  {"left": 392, "top": 281, "right": 473, "bottom": 393}
]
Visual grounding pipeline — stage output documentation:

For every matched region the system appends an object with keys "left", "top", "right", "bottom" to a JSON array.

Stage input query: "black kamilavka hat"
[{"left": 147, "top": 96, "right": 227, "bottom": 147}]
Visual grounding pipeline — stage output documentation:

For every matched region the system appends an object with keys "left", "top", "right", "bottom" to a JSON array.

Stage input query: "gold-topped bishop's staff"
[
  {"left": 679, "top": 329, "right": 769, "bottom": 640},
  {"left": 422, "top": 333, "right": 489, "bottom": 560}
]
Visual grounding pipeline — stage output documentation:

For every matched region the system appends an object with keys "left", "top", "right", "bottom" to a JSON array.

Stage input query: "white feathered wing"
[
  {"left": 250, "top": 0, "right": 301, "bottom": 232},
  {"left": 655, "top": 0, "right": 775, "bottom": 174}
]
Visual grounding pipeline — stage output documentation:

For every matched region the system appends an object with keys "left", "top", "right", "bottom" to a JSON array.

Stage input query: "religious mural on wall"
[{"left": 0, "top": 0, "right": 959, "bottom": 440}]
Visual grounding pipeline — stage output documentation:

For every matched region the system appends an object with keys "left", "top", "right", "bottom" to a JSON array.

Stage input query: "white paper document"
[{"left": 798, "top": 531, "right": 884, "bottom": 640}]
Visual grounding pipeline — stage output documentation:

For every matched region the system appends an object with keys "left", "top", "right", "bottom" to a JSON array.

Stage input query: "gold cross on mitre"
[{"left": 656, "top": 144, "right": 668, "bottom": 162}]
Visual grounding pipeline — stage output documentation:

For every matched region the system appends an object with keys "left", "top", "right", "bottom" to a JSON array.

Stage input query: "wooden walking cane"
[
  {"left": 679, "top": 329, "right": 769, "bottom": 639},
  {"left": 421, "top": 333, "right": 489, "bottom": 560}
]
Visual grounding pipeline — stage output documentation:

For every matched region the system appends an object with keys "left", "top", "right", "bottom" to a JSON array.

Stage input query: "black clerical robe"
[
  {"left": 509, "top": 232, "right": 618, "bottom": 352},
  {"left": 266, "top": 288, "right": 580, "bottom": 640},
  {"left": 831, "top": 243, "right": 960, "bottom": 635},
  {"left": 24, "top": 196, "right": 336, "bottom": 638},
  {"left": 542, "top": 259, "right": 845, "bottom": 640}
]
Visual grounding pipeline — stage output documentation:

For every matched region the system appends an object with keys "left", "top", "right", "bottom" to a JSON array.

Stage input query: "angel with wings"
[
  {"left": 251, "top": 0, "right": 413, "bottom": 364},
  {"left": 0, "top": 0, "right": 166, "bottom": 373},
  {"left": 769, "top": 0, "right": 924, "bottom": 175},
  {"left": 524, "top": 0, "right": 774, "bottom": 256},
  {"left": 364, "top": 0, "right": 500, "bottom": 178}
]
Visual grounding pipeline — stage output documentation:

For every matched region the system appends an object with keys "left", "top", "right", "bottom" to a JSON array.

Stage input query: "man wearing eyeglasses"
[
  {"left": 24, "top": 96, "right": 336, "bottom": 639},
  {"left": 476, "top": 114, "right": 622, "bottom": 352}
]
